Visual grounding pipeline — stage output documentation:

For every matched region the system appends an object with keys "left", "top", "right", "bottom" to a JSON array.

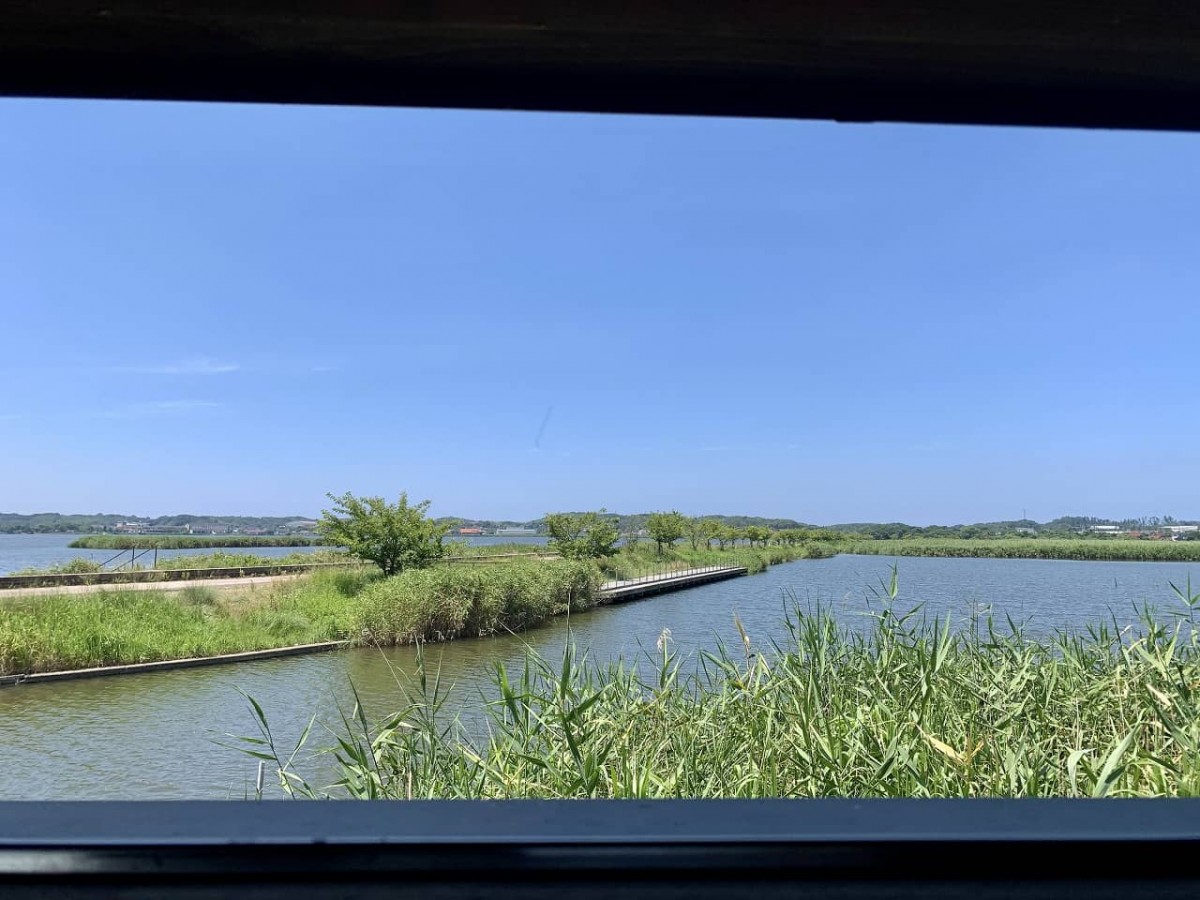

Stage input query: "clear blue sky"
[{"left": 2, "top": 99, "right": 1198, "bottom": 524}]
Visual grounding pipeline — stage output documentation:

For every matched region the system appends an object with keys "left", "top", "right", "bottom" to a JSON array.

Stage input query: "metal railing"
[{"left": 601, "top": 564, "right": 744, "bottom": 590}]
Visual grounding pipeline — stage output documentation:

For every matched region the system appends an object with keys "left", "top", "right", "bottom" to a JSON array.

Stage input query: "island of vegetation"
[{"left": 0, "top": 493, "right": 827, "bottom": 677}]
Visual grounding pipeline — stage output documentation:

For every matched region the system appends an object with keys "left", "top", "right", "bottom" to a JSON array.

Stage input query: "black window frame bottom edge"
[{"left": 0, "top": 799, "right": 1198, "bottom": 898}]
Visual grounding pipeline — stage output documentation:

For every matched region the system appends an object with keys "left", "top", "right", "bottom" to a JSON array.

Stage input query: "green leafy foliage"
[
  {"left": 646, "top": 510, "right": 686, "bottom": 555},
  {"left": 683, "top": 516, "right": 726, "bottom": 551},
  {"left": 543, "top": 510, "right": 620, "bottom": 560},
  {"left": 743, "top": 525, "right": 772, "bottom": 548},
  {"left": 318, "top": 492, "right": 452, "bottom": 576}
]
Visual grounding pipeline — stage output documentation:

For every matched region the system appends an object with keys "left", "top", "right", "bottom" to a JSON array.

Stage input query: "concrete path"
[{"left": 0, "top": 573, "right": 305, "bottom": 599}]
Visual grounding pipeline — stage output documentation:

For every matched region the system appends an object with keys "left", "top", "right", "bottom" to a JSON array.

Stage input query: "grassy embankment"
[
  {"left": 7, "top": 544, "right": 545, "bottom": 579},
  {"left": 0, "top": 543, "right": 816, "bottom": 676},
  {"left": 0, "top": 561, "right": 596, "bottom": 675},
  {"left": 7, "top": 550, "right": 353, "bottom": 578},
  {"left": 602, "top": 542, "right": 834, "bottom": 580},
  {"left": 845, "top": 538, "right": 1200, "bottom": 562},
  {"left": 69, "top": 535, "right": 328, "bottom": 550},
  {"left": 242, "top": 588, "right": 1200, "bottom": 799}
]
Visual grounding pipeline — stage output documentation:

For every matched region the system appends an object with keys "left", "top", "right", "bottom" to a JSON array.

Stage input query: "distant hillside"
[
  {"left": 608, "top": 514, "right": 809, "bottom": 533},
  {"left": 829, "top": 515, "right": 1198, "bottom": 539},
  {"left": 0, "top": 513, "right": 132, "bottom": 534},
  {"left": 4, "top": 510, "right": 1195, "bottom": 537},
  {"left": 0, "top": 512, "right": 316, "bottom": 534}
]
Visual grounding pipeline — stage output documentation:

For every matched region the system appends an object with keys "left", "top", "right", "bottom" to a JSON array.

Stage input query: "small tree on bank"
[
  {"left": 702, "top": 518, "right": 723, "bottom": 549},
  {"left": 647, "top": 510, "right": 686, "bottom": 555},
  {"left": 714, "top": 525, "right": 735, "bottom": 551},
  {"left": 544, "top": 510, "right": 620, "bottom": 560},
  {"left": 745, "top": 525, "right": 772, "bottom": 548},
  {"left": 685, "top": 516, "right": 709, "bottom": 551},
  {"left": 318, "top": 491, "right": 452, "bottom": 576}
]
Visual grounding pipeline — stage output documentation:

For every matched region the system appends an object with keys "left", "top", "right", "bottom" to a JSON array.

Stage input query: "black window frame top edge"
[{"left": 5, "top": 1, "right": 1200, "bottom": 131}]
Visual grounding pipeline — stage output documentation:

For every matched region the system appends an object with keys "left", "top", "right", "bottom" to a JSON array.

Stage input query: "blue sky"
[{"left": 2, "top": 99, "right": 1198, "bottom": 523}]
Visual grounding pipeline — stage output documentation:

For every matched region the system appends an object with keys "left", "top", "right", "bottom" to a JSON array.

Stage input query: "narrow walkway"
[
  {"left": 3, "top": 564, "right": 747, "bottom": 601},
  {"left": 600, "top": 565, "right": 748, "bottom": 602},
  {"left": 600, "top": 565, "right": 743, "bottom": 591},
  {"left": 0, "top": 574, "right": 305, "bottom": 599}
]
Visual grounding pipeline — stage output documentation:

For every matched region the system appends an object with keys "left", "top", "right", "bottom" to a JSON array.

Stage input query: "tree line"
[
  {"left": 542, "top": 509, "right": 840, "bottom": 558},
  {"left": 317, "top": 493, "right": 847, "bottom": 576}
]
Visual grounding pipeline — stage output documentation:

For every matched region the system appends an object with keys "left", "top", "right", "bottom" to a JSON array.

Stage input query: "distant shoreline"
[{"left": 68, "top": 535, "right": 328, "bottom": 550}]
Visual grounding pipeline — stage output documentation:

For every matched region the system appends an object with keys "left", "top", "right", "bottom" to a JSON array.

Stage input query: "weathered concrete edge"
[{"left": 1, "top": 641, "right": 351, "bottom": 687}]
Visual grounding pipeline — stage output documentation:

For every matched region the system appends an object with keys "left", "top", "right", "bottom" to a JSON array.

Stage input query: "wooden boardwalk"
[{"left": 600, "top": 565, "right": 748, "bottom": 603}]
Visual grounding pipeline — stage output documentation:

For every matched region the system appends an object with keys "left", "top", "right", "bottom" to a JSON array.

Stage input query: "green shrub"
[
  {"left": 178, "top": 585, "right": 218, "bottom": 607},
  {"left": 354, "top": 560, "right": 600, "bottom": 644}
]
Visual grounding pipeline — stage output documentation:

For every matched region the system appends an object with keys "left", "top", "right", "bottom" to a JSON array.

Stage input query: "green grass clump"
[
  {"left": 9, "top": 557, "right": 104, "bottom": 577},
  {"left": 440, "top": 542, "right": 551, "bottom": 559},
  {"left": 845, "top": 538, "right": 1200, "bottom": 562},
  {"left": 242, "top": 594, "right": 1200, "bottom": 800},
  {"left": 0, "top": 591, "right": 305, "bottom": 674},
  {"left": 152, "top": 550, "right": 353, "bottom": 570},
  {"left": 6, "top": 550, "right": 354, "bottom": 580},
  {"left": 355, "top": 560, "right": 600, "bottom": 644},
  {"left": 0, "top": 567, "right": 375, "bottom": 675}
]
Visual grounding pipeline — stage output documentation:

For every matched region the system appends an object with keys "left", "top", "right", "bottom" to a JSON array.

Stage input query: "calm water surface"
[{"left": 2, "top": 553, "right": 1197, "bottom": 800}]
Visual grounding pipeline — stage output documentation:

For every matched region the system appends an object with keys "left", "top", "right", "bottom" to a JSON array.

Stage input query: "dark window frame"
[{"left": 4, "top": 4, "right": 1200, "bottom": 896}]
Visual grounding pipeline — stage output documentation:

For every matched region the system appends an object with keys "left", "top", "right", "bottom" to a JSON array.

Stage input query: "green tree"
[
  {"left": 744, "top": 525, "right": 771, "bottom": 548},
  {"left": 702, "top": 518, "right": 723, "bottom": 549},
  {"left": 544, "top": 510, "right": 620, "bottom": 560},
  {"left": 647, "top": 510, "right": 686, "bottom": 555},
  {"left": 715, "top": 525, "right": 739, "bottom": 550},
  {"left": 685, "top": 516, "right": 711, "bottom": 551},
  {"left": 318, "top": 491, "right": 452, "bottom": 576}
]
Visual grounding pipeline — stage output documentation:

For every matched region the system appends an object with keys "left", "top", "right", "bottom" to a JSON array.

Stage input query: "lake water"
[
  {"left": 0, "top": 533, "right": 549, "bottom": 574},
  {"left": 2, "top": 552, "right": 1197, "bottom": 800}
]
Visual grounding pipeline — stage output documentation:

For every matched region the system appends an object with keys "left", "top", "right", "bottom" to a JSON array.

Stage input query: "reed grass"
[
  {"left": 355, "top": 560, "right": 600, "bottom": 645},
  {"left": 846, "top": 538, "right": 1200, "bottom": 562},
  {"left": 239, "top": 578, "right": 1200, "bottom": 799}
]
